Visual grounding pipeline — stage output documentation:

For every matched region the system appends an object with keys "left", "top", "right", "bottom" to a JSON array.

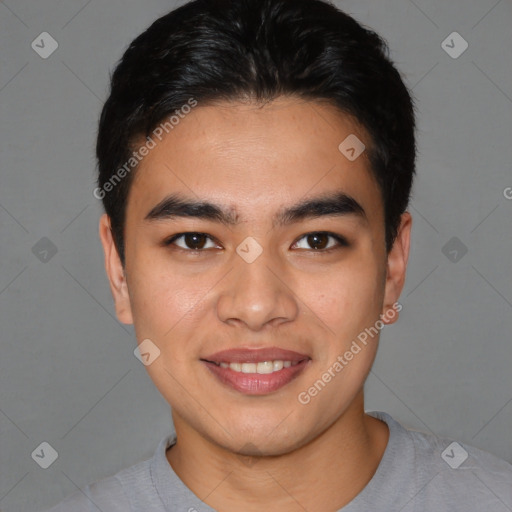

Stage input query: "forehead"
[{"left": 126, "top": 97, "right": 383, "bottom": 225}]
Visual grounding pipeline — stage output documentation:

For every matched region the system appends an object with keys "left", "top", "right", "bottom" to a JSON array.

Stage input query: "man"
[{"left": 43, "top": 0, "right": 512, "bottom": 510}]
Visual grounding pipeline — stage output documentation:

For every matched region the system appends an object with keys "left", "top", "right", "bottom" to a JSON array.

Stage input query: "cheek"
[
  {"left": 298, "top": 256, "right": 384, "bottom": 335},
  {"left": 126, "top": 257, "right": 198, "bottom": 341}
]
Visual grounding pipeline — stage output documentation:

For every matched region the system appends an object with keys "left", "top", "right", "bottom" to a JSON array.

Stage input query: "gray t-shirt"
[{"left": 40, "top": 411, "right": 512, "bottom": 511}]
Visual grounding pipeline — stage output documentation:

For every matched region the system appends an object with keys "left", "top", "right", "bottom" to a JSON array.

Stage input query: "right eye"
[{"left": 164, "top": 232, "right": 220, "bottom": 252}]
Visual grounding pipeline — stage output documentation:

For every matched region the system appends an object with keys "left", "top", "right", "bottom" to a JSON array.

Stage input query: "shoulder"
[
  {"left": 410, "top": 428, "right": 512, "bottom": 509},
  {"left": 40, "top": 474, "right": 131, "bottom": 512},
  {"left": 372, "top": 411, "right": 512, "bottom": 509},
  {"left": 405, "top": 420, "right": 512, "bottom": 477},
  {"left": 39, "top": 432, "right": 177, "bottom": 512},
  {"left": 38, "top": 451, "right": 158, "bottom": 512}
]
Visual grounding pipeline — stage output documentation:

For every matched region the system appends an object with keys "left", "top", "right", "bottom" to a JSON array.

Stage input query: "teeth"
[
  {"left": 254, "top": 361, "right": 273, "bottom": 374},
  {"left": 230, "top": 362, "right": 242, "bottom": 372},
  {"left": 273, "top": 360, "right": 283, "bottom": 371},
  {"left": 241, "top": 362, "right": 257, "bottom": 373},
  {"left": 215, "top": 360, "right": 302, "bottom": 373}
]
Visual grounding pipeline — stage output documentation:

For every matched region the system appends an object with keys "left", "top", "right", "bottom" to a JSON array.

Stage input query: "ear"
[
  {"left": 98, "top": 213, "right": 134, "bottom": 325},
  {"left": 381, "top": 211, "right": 412, "bottom": 325}
]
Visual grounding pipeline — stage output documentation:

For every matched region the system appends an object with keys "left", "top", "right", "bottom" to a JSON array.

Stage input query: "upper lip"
[{"left": 202, "top": 347, "right": 311, "bottom": 364}]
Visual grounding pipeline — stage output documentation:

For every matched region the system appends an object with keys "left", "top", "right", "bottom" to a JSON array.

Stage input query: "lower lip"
[{"left": 202, "top": 360, "right": 311, "bottom": 395}]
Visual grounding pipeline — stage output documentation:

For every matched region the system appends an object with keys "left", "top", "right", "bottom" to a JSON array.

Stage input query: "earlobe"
[
  {"left": 98, "top": 214, "right": 134, "bottom": 325},
  {"left": 381, "top": 211, "right": 412, "bottom": 325}
]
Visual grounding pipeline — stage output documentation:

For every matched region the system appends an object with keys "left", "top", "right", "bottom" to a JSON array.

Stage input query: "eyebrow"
[{"left": 144, "top": 191, "right": 368, "bottom": 228}]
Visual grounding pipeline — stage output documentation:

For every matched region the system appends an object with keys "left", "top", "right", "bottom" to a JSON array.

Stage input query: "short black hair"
[{"left": 96, "top": 0, "right": 416, "bottom": 266}]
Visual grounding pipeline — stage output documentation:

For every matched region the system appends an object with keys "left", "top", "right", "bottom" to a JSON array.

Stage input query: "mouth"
[
  {"left": 206, "top": 359, "right": 303, "bottom": 373},
  {"left": 200, "top": 347, "right": 311, "bottom": 395}
]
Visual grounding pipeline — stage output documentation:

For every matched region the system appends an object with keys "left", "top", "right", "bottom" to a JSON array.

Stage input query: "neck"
[{"left": 166, "top": 392, "right": 389, "bottom": 512}]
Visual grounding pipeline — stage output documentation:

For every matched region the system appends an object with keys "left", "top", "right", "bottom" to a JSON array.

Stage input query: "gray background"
[{"left": 1, "top": 0, "right": 511, "bottom": 510}]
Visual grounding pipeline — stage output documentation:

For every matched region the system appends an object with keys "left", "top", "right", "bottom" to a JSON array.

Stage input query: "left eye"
[{"left": 292, "top": 232, "right": 347, "bottom": 251}]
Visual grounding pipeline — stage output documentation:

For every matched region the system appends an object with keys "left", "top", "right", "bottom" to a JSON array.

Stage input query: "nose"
[{"left": 216, "top": 249, "right": 299, "bottom": 331}]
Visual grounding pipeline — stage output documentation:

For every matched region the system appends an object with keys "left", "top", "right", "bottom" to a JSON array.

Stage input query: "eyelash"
[{"left": 163, "top": 231, "right": 349, "bottom": 254}]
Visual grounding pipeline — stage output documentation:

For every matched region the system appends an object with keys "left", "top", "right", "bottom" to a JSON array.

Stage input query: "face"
[{"left": 100, "top": 96, "right": 410, "bottom": 456}]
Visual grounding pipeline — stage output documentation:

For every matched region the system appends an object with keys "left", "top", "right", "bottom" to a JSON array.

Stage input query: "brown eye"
[
  {"left": 165, "top": 232, "right": 218, "bottom": 251},
  {"left": 292, "top": 232, "right": 348, "bottom": 251},
  {"left": 306, "top": 233, "right": 329, "bottom": 250},
  {"left": 184, "top": 233, "right": 208, "bottom": 249}
]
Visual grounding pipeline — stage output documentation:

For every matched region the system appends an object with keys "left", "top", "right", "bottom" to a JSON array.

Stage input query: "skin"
[{"left": 99, "top": 96, "right": 411, "bottom": 511}]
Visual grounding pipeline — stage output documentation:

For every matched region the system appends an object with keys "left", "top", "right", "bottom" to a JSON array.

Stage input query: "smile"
[{"left": 211, "top": 360, "right": 301, "bottom": 374}]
